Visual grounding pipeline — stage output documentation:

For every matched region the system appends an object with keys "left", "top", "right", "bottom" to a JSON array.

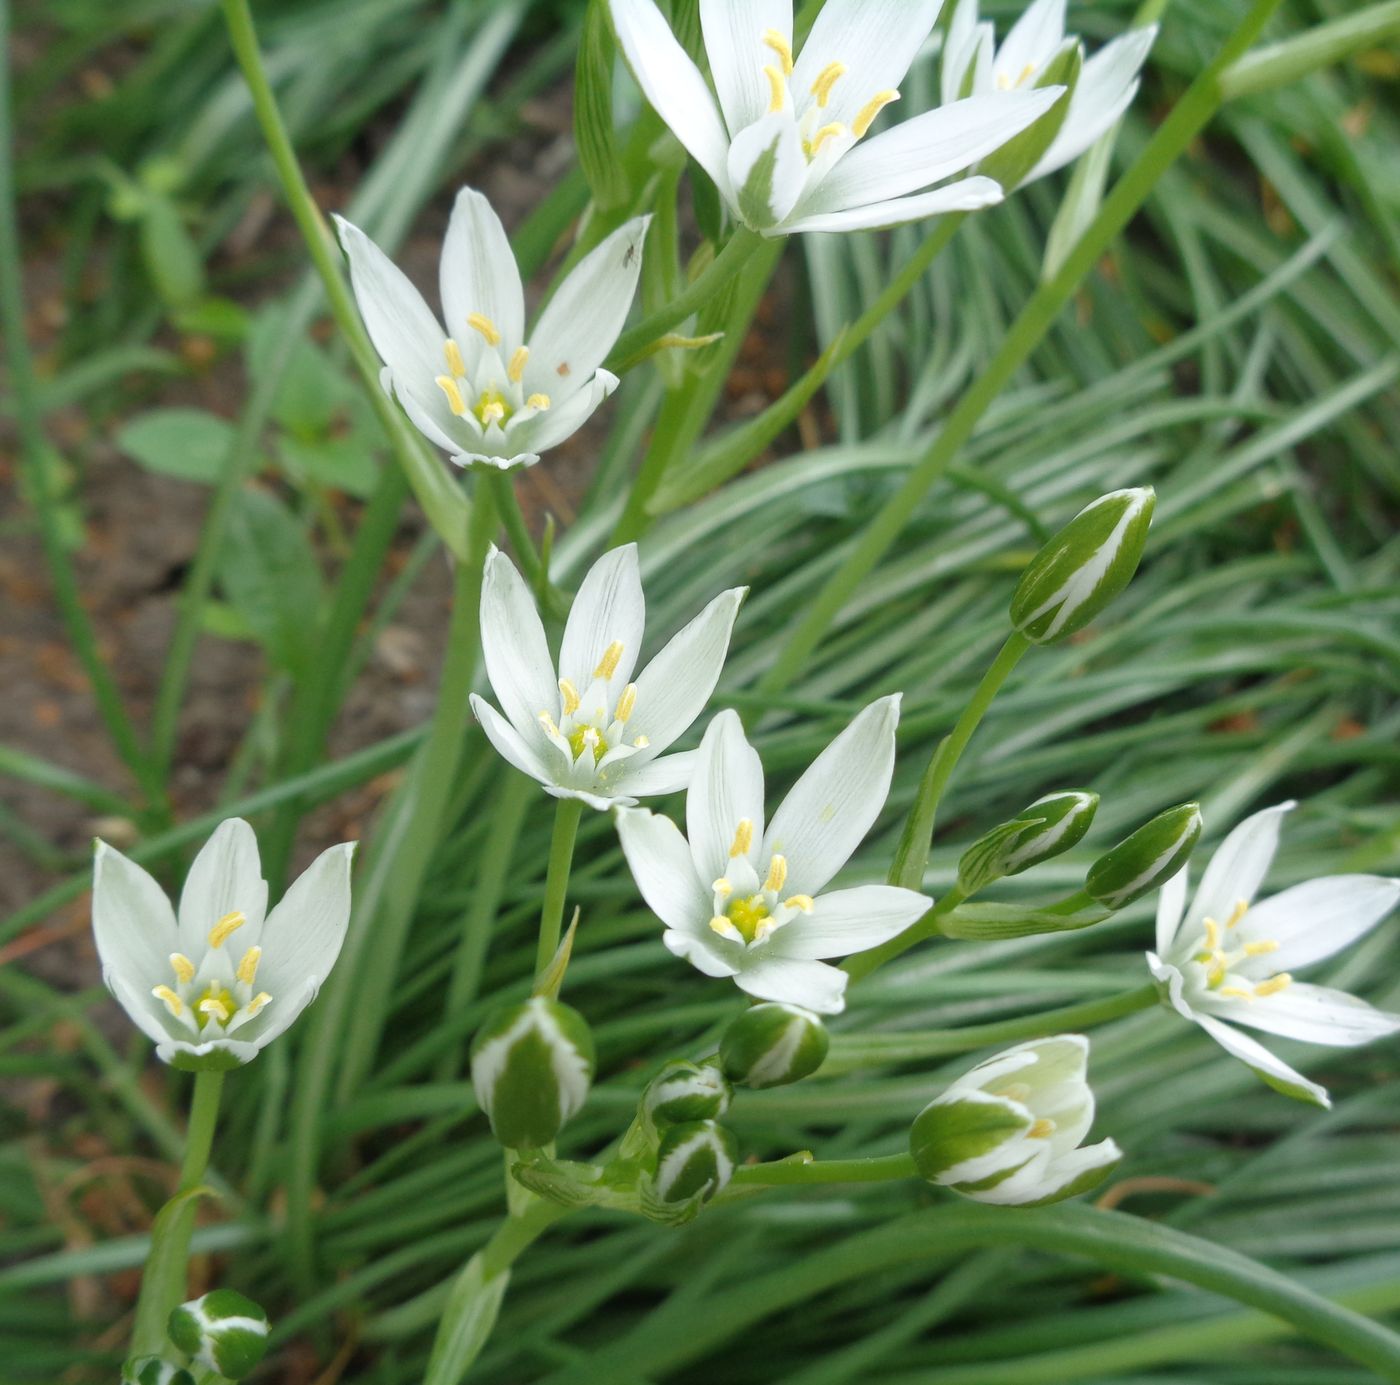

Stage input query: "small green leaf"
[
  {"left": 277, "top": 433, "right": 378, "bottom": 498},
  {"left": 138, "top": 193, "right": 204, "bottom": 308},
  {"left": 116, "top": 409, "right": 237, "bottom": 484},
  {"left": 424, "top": 1252, "right": 511, "bottom": 1385},
  {"left": 576, "top": 0, "right": 630, "bottom": 210}
]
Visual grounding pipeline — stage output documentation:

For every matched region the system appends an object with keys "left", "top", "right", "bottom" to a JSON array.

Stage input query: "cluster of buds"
[{"left": 124, "top": 1290, "right": 270, "bottom": 1384}]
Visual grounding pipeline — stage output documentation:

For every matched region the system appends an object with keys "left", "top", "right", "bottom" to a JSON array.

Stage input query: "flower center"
[
  {"left": 708, "top": 835, "right": 815, "bottom": 947},
  {"left": 1191, "top": 899, "right": 1293, "bottom": 1001},
  {"left": 537, "top": 643, "right": 650, "bottom": 777},
  {"left": 149, "top": 910, "right": 273, "bottom": 1040},
  {"left": 432, "top": 326, "right": 550, "bottom": 432}
]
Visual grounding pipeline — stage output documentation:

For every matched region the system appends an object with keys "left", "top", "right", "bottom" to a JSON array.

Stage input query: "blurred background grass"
[{"left": 2, "top": 0, "right": 1400, "bottom": 1380}]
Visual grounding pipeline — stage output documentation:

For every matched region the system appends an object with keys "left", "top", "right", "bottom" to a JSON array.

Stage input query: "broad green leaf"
[{"left": 116, "top": 408, "right": 237, "bottom": 484}]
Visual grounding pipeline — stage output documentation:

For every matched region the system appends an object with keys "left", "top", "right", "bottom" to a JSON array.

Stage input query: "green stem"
[
  {"left": 129, "top": 1069, "right": 225, "bottom": 1356},
  {"left": 535, "top": 799, "right": 583, "bottom": 979},
  {"left": 484, "top": 468, "right": 549, "bottom": 596},
  {"left": 730, "top": 1153, "right": 917, "bottom": 1187},
  {"left": 479, "top": 1198, "right": 568, "bottom": 1278},
  {"left": 755, "top": 0, "right": 1284, "bottom": 697}
]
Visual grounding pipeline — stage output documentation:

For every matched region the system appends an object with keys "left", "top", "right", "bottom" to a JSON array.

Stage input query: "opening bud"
[
  {"left": 166, "top": 1290, "right": 269, "bottom": 1380},
  {"left": 1086, "top": 802, "right": 1202, "bottom": 910},
  {"left": 1010, "top": 487, "right": 1155, "bottom": 643},
  {"left": 909, "top": 1035, "right": 1121, "bottom": 1206},
  {"left": 977, "top": 43, "right": 1081, "bottom": 192},
  {"left": 642, "top": 1059, "right": 733, "bottom": 1127},
  {"left": 958, "top": 790, "right": 1099, "bottom": 894},
  {"left": 470, "top": 997, "right": 595, "bottom": 1150},
  {"left": 652, "top": 1119, "right": 738, "bottom": 1205},
  {"left": 720, "top": 1002, "right": 829, "bottom": 1089},
  {"left": 123, "top": 1360, "right": 195, "bottom": 1385}
]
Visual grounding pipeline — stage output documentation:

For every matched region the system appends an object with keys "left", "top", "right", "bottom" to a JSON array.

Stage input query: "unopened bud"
[
  {"left": 1086, "top": 802, "right": 1202, "bottom": 909},
  {"left": 123, "top": 1360, "right": 194, "bottom": 1385},
  {"left": 470, "top": 997, "right": 595, "bottom": 1150},
  {"left": 642, "top": 1059, "right": 732, "bottom": 1126},
  {"left": 958, "top": 790, "right": 1099, "bottom": 893},
  {"left": 720, "top": 1002, "right": 829, "bottom": 1089},
  {"left": 653, "top": 1120, "right": 738, "bottom": 1204},
  {"left": 1010, "top": 487, "right": 1155, "bottom": 643},
  {"left": 166, "top": 1290, "right": 269, "bottom": 1380}
]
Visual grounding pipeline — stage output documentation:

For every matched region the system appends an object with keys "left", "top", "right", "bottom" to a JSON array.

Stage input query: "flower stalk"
[{"left": 536, "top": 799, "right": 584, "bottom": 979}]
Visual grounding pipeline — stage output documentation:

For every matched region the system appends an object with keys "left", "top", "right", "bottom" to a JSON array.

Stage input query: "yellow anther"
[
  {"left": 763, "top": 854, "right": 788, "bottom": 894},
  {"left": 436, "top": 375, "right": 468, "bottom": 416},
  {"left": 152, "top": 985, "right": 184, "bottom": 1018},
  {"left": 1255, "top": 974, "right": 1293, "bottom": 997},
  {"left": 806, "top": 122, "right": 846, "bottom": 156},
  {"left": 1201, "top": 917, "right": 1221, "bottom": 952},
  {"left": 1226, "top": 899, "right": 1250, "bottom": 928},
  {"left": 712, "top": 877, "right": 733, "bottom": 896},
  {"left": 1000, "top": 1083, "right": 1031, "bottom": 1104},
  {"left": 1244, "top": 939, "right": 1279, "bottom": 957},
  {"left": 1218, "top": 986, "right": 1254, "bottom": 1000},
  {"left": 479, "top": 398, "right": 506, "bottom": 426},
  {"left": 199, "top": 996, "right": 230, "bottom": 1024},
  {"left": 1018, "top": 62, "right": 1037, "bottom": 86},
  {"left": 594, "top": 641, "right": 625, "bottom": 681},
  {"left": 559, "top": 678, "right": 581, "bottom": 716},
  {"left": 244, "top": 992, "right": 272, "bottom": 1017},
  {"left": 236, "top": 946, "right": 262, "bottom": 986},
  {"left": 443, "top": 338, "right": 466, "bottom": 377},
  {"left": 539, "top": 710, "right": 562, "bottom": 738},
  {"left": 729, "top": 819, "right": 754, "bottom": 858},
  {"left": 810, "top": 61, "right": 846, "bottom": 107},
  {"left": 852, "top": 88, "right": 899, "bottom": 137},
  {"left": 634, "top": 734, "right": 650, "bottom": 748},
  {"left": 508, "top": 345, "right": 530, "bottom": 382},
  {"left": 1028, "top": 1117, "right": 1056, "bottom": 1139},
  {"left": 762, "top": 64, "right": 787, "bottom": 113},
  {"left": 169, "top": 953, "right": 195, "bottom": 985},
  {"left": 208, "top": 910, "right": 246, "bottom": 948},
  {"left": 615, "top": 683, "right": 637, "bottom": 723},
  {"left": 466, "top": 312, "right": 500, "bottom": 345},
  {"left": 762, "top": 27, "right": 793, "bottom": 75},
  {"left": 710, "top": 914, "right": 741, "bottom": 940},
  {"left": 783, "top": 894, "right": 815, "bottom": 914},
  {"left": 525, "top": 392, "right": 551, "bottom": 411}
]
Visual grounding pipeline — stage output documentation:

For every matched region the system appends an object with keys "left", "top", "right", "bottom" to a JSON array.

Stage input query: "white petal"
[
  {"left": 996, "top": 0, "right": 1065, "bottom": 82},
  {"left": 617, "top": 807, "right": 710, "bottom": 935},
  {"left": 334, "top": 215, "right": 445, "bottom": 387},
  {"left": 440, "top": 188, "right": 525, "bottom": 368},
  {"left": 510, "top": 370, "right": 617, "bottom": 456},
  {"left": 765, "top": 884, "right": 929, "bottom": 960},
  {"left": 1146, "top": 950, "right": 1199, "bottom": 1023},
  {"left": 700, "top": 0, "right": 793, "bottom": 133},
  {"left": 763, "top": 695, "right": 900, "bottom": 896},
  {"left": 727, "top": 112, "right": 807, "bottom": 231},
  {"left": 156, "top": 1036, "right": 261, "bottom": 1067},
  {"left": 617, "top": 749, "right": 697, "bottom": 798},
  {"left": 546, "top": 784, "right": 622, "bottom": 812},
  {"left": 389, "top": 369, "right": 470, "bottom": 456},
  {"left": 663, "top": 927, "right": 740, "bottom": 978},
  {"left": 255, "top": 842, "right": 355, "bottom": 1012},
  {"left": 1239, "top": 875, "right": 1400, "bottom": 972},
  {"left": 453, "top": 447, "right": 541, "bottom": 472},
  {"left": 732, "top": 955, "right": 849, "bottom": 1014},
  {"left": 983, "top": 1138, "right": 1122, "bottom": 1207},
  {"left": 941, "top": 0, "right": 978, "bottom": 103},
  {"left": 1185, "top": 801, "right": 1295, "bottom": 934},
  {"left": 610, "top": 0, "right": 733, "bottom": 195},
  {"left": 177, "top": 818, "right": 267, "bottom": 954},
  {"left": 802, "top": 89, "right": 1060, "bottom": 213},
  {"left": 560, "top": 545, "right": 646, "bottom": 694},
  {"left": 92, "top": 841, "right": 179, "bottom": 994},
  {"left": 237, "top": 975, "right": 318, "bottom": 1051},
  {"left": 629, "top": 586, "right": 746, "bottom": 753},
  {"left": 525, "top": 219, "right": 649, "bottom": 401},
  {"left": 1195, "top": 1013, "right": 1330, "bottom": 1107},
  {"left": 1155, "top": 863, "right": 1188, "bottom": 956},
  {"left": 687, "top": 710, "right": 766, "bottom": 885},
  {"left": 1208, "top": 981, "right": 1400, "bottom": 1049},
  {"left": 471, "top": 694, "right": 555, "bottom": 788},
  {"left": 780, "top": 177, "right": 1003, "bottom": 233},
  {"left": 790, "top": 0, "right": 943, "bottom": 132},
  {"left": 110, "top": 972, "right": 181, "bottom": 1046},
  {"left": 479, "top": 546, "right": 559, "bottom": 740}
]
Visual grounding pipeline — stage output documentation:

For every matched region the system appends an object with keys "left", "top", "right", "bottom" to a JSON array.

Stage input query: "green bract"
[
  {"left": 720, "top": 1002, "right": 829, "bottom": 1089},
  {"left": 1086, "top": 802, "right": 1203, "bottom": 909},
  {"left": 642, "top": 1058, "right": 733, "bottom": 1126},
  {"left": 470, "top": 997, "right": 595, "bottom": 1149},
  {"left": 652, "top": 1120, "right": 738, "bottom": 1204},
  {"left": 1009, "top": 487, "right": 1155, "bottom": 643},
  {"left": 166, "top": 1289, "right": 269, "bottom": 1379},
  {"left": 957, "top": 790, "right": 1099, "bottom": 894}
]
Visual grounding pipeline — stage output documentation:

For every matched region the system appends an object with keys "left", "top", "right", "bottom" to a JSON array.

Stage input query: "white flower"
[
  {"left": 610, "top": 0, "right": 1063, "bottom": 234},
  {"left": 469, "top": 543, "right": 745, "bottom": 809},
  {"left": 1147, "top": 801, "right": 1400, "bottom": 1107},
  {"left": 91, "top": 820, "right": 354, "bottom": 1069},
  {"left": 334, "top": 189, "right": 648, "bottom": 469},
  {"left": 616, "top": 699, "right": 931, "bottom": 1013},
  {"left": 942, "top": 0, "right": 1157, "bottom": 183}
]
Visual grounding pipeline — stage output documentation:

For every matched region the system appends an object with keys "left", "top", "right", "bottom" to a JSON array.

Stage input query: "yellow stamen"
[
  {"left": 762, "top": 64, "right": 787, "bottom": 113},
  {"left": 729, "top": 819, "right": 754, "bottom": 859},
  {"left": 1255, "top": 974, "right": 1293, "bottom": 997},
  {"left": 852, "top": 88, "right": 899, "bottom": 137},
  {"left": 810, "top": 60, "right": 846, "bottom": 107},
  {"left": 1028, "top": 1117, "right": 1056, "bottom": 1139},
  {"left": 479, "top": 398, "right": 506, "bottom": 426},
  {"left": 539, "top": 711, "right": 562, "bottom": 738},
  {"left": 615, "top": 684, "right": 637, "bottom": 723},
  {"left": 466, "top": 312, "right": 500, "bottom": 345},
  {"left": 244, "top": 992, "right": 272, "bottom": 1018},
  {"left": 525, "top": 392, "right": 551, "bottom": 411},
  {"left": 763, "top": 854, "right": 788, "bottom": 894},
  {"left": 710, "top": 914, "right": 741, "bottom": 940},
  {"left": 762, "top": 27, "right": 793, "bottom": 75},
  {"left": 633, "top": 734, "right": 650, "bottom": 748},
  {"left": 1243, "top": 939, "right": 1279, "bottom": 957},
  {"left": 559, "top": 678, "right": 581, "bottom": 716},
  {"left": 152, "top": 985, "right": 183, "bottom": 1018},
  {"left": 199, "top": 996, "right": 230, "bottom": 1024},
  {"left": 208, "top": 910, "right": 246, "bottom": 948},
  {"left": 443, "top": 338, "right": 466, "bottom": 376},
  {"left": 1000, "top": 1083, "right": 1031, "bottom": 1104},
  {"left": 169, "top": 953, "right": 195, "bottom": 985},
  {"left": 1218, "top": 986, "right": 1253, "bottom": 1000},
  {"left": 712, "top": 877, "right": 733, "bottom": 896},
  {"left": 508, "top": 345, "right": 529, "bottom": 382},
  {"left": 783, "top": 894, "right": 815, "bottom": 914},
  {"left": 436, "top": 375, "right": 468, "bottom": 416},
  {"left": 1226, "top": 898, "right": 1250, "bottom": 928},
  {"left": 594, "top": 641, "right": 624, "bottom": 681},
  {"left": 236, "top": 946, "right": 262, "bottom": 986},
  {"left": 806, "top": 122, "right": 846, "bottom": 156},
  {"left": 1206, "top": 959, "right": 1227, "bottom": 987},
  {"left": 1201, "top": 917, "right": 1221, "bottom": 953}
]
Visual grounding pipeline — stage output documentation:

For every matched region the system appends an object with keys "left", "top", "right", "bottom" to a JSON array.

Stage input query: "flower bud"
[
  {"left": 470, "top": 997, "right": 595, "bottom": 1150},
  {"left": 166, "top": 1290, "right": 269, "bottom": 1380},
  {"left": 642, "top": 1059, "right": 732, "bottom": 1126},
  {"left": 1010, "top": 487, "right": 1154, "bottom": 643},
  {"left": 910, "top": 1035, "right": 1121, "bottom": 1206},
  {"left": 977, "top": 42, "right": 1081, "bottom": 192},
  {"left": 720, "top": 1002, "right": 829, "bottom": 1089},
  {"left": 653, "top": 1119, "right": 738, "bottom": 1204},
  {"left": 958, "top": 790, "right": 1099, "bottom": 894},
  {"left": 123, "top": 1360, "right": 194, "bottom": 1385},
  {"left": 1086, "top": 802, "right": 1202, "bottom": 910}
]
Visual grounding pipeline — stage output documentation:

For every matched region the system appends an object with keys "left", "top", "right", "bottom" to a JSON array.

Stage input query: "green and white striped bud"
[
  {"left": 123, "top": 1359, "right": 194, "bottom": 1385},
  {"left": 958, "top": 790, "right": 1099, "bottom": 894},
  {"left": 1086, "top": 802, "right": 1202, "bottom": 910},
  {"left": 166, "top": 1290, "right": 269, "bottom": 1380},
  {"left": 720, "top": 1002, "right": 829, "bottom": 1089},
  {"left": 470, "top": 997, "right": 595, "bottom": 1150},
  {"left": 653, "top": 1120, "right": 738, "bottom": 1204},
  {"left": 642, "top": 1059, "right": 732, "bottom": 1127},
  {"left": 1010, "top": 488, "right": 1155, "bottom": 643},
  {"left": 909, "top": 1035, "right": 1121, "bottom": 1206}
]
